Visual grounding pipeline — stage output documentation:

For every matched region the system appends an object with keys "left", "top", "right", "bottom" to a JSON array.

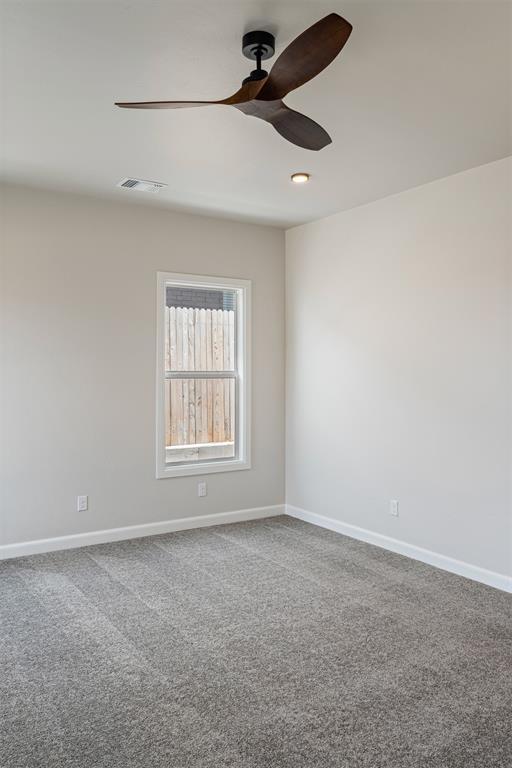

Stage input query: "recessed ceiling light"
[{"left": 291, "top": 172, "right": 310, "bottom": 184}]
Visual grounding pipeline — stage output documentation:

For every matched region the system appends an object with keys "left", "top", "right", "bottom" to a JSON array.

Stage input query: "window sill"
[{"left": 156, "top": 457, "right": 251, "bottom": 479}]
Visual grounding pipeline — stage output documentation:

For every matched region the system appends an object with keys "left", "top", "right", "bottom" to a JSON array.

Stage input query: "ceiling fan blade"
[
  {"left": 257, "top": 13, "right": 352, "bottom": 101},
  {"left": 268, "top": 104, "right": 331, "bottom": 150},
  {"left": 115, "top": 100, "right": 220, "bottom": 109},
  {"left": 237, "top": 100, "right": 331, "bottom": 150},
  {"left": 116, "top": 80, "right": 267, "bottom": 110}
]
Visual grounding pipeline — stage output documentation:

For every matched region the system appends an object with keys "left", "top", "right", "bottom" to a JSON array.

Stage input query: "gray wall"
[
  {"left": 286, "top": 158, "right": 512, "bottom": 578},
  {"left": 0, "top": 185, "right": 285, "bottom": 545}
]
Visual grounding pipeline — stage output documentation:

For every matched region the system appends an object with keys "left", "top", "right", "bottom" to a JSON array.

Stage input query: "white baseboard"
[
  {"left": 286, "top": 505, "right": 512, "bottom": 594},
  {"left": 0, "top": 504, "right": 285, "bottom": 561},
  {"left": 4, "top": 502, "right": 510, "bottom": 594}
]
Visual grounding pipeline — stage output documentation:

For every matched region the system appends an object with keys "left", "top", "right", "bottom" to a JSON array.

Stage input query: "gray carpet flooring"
[{"left": 1, "top": 515, "right": 511, "bottom": 768}]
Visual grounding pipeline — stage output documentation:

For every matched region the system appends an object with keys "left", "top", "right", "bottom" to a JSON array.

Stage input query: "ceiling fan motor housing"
[{"left": 242, "top": 30, "right": 275, "bottom": 61}]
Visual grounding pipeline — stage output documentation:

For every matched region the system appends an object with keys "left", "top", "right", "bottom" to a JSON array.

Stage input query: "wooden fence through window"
[{"left": 165, "top": 307, "right": 235, "bottom": 446}]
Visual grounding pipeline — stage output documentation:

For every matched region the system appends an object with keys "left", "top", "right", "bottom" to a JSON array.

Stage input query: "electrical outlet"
[
  {"left": 197, "top": 481, "right": 207, "bottom": 498},
  {"left": 77, "top": 495, "right": 88, "bottom": 512},
  {"left": 389, "top": 499, "right": 399, "bottom": 517}
]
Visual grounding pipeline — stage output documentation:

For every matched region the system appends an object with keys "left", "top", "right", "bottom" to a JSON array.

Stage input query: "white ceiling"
[{"left": 1, "top": 1, "right": 511, "bottom": 227}]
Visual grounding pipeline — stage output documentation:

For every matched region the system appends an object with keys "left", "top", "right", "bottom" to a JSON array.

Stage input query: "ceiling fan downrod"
[{"left": 242, "top": 30, "right": 275, "bottom": 84}]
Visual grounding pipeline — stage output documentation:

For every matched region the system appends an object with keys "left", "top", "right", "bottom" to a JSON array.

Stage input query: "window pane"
[
  {"left": 165, "top": 288, "right": 236, "bottom": 372},
  {"left": 165, "top": 378, "right": 235, "bottom": 464}
]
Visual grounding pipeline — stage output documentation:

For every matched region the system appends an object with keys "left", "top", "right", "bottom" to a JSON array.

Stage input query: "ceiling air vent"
[{"left": 117, "top": 178, "right": 167, "bottom": 193}]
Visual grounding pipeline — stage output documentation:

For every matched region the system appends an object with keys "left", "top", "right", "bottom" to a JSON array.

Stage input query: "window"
[{"left": 156, "top": 272, "right": 251, "bottom": 478}]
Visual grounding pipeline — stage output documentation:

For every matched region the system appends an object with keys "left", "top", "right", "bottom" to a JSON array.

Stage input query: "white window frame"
[{"left": 156, "top": 271, "right": 251, "bottom": 478}]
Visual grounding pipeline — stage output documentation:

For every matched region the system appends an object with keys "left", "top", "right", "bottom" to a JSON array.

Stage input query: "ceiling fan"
[{"left": 115, "top": 13, "right": 352, "bottom": 151}]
